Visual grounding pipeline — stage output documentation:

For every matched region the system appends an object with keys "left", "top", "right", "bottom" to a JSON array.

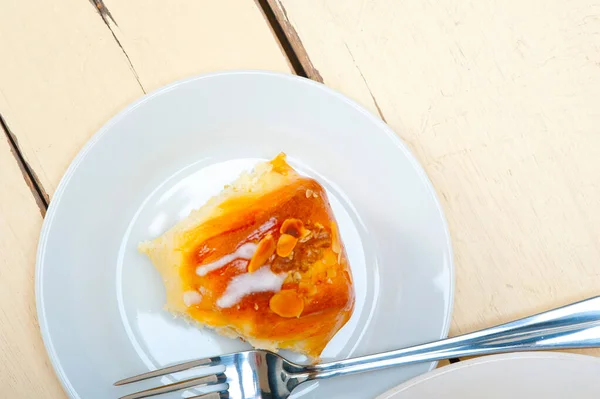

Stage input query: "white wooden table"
[{"left": 1, "top": 0, "right": 599, "bottom": 396}]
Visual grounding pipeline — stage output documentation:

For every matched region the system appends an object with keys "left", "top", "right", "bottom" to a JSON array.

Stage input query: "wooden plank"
[
  {"left": 0, "top": 0, "right": 290, "bottom": 197},
  {"left": 0, "top": 130, "right": 66, "bottom": 397},
  {"left": 99, "top": 0, "right": 291, "bottom": 90},
  {"left": 0, "top": 0, "right": 143, "bottom": 198},
  {"left": 271, "top": 0, "right": 600, "bottom": 352}
]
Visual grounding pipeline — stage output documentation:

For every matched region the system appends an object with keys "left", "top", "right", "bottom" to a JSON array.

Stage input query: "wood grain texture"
[
  {"left": 0, "top": 131, "right": 66, "bottom": 397},
  {"left": 272, "top": 0, "right": 600, "bottom": 353},
  {"left": 0, "top": 0, "right": 290, "bottom": 197}
]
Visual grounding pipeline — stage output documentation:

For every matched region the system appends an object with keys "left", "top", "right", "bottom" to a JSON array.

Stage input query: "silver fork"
[{"left": 115, "top": 295, "right": 600, "bottom": 399}]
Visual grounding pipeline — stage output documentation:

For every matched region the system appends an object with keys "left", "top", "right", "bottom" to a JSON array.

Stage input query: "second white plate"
[
  {"left": 36, "top": 71, "right": 453, "bottom": 398},
  {"left": 378, "top": 352, "right": 600, "bottom": 399}
]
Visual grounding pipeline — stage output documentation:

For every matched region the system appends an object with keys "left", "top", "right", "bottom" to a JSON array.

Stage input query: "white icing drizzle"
[
  {"left": 183, "top": 290, "right": 203, "bottom": 307},
  {"left": 230, "top": 259, "right": 248, "bottom": 271},
  {"left": 196, "top": 242, "right": 258, "bottom": 276},
  {"left": 216, "top": 266, "right": 286, "bottom": 308}
]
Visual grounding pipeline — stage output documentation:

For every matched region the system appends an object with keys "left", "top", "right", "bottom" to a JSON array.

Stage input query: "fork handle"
[{"left": 303, "top": 296, "right": 600, "bottom": 380}]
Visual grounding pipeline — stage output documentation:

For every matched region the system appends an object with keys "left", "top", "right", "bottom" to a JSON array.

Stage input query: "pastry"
[{"left": 139, "top": 154, "right": 355, "bottom": 360}]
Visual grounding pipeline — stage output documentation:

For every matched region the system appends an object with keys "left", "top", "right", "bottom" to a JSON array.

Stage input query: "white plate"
[
  {"left": 36, "top": 71, "right": 453, "bottom": 399},
  {"left": 377, "top": 352, "right": 600, "bottom": 398}
]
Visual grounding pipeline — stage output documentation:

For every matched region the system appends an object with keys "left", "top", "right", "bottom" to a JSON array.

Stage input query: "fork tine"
[
  {"left": 187, "top": 391, "right": 229, "bottom": 399},
  {"left": 114, "top": 356, "right": 221, "bottom": 386},
  {"left": 118, "top": 373, "right": 226, "bottom": 399}
]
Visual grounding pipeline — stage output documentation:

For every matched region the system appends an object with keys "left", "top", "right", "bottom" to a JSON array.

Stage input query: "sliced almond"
[
  {"left": 277, "top": 233, "right": 298, "bottom": 257},
  {"left": 248, "top": 234, "right": 275, "bottom": 273},
  {"left": 280, "top": 218, "right": 304, "bottom": 238},
  {"left": 331, "top": 222, "right": 341, "bottom": 254},
  {"left": 269, "top": 290, "right": 304, "bottom": 318}
]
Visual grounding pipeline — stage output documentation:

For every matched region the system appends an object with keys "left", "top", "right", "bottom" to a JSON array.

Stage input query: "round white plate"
[
  {"left": 377, "top": 352, "right": 600, "bottom": 399},
  {"left": 36, "top": 71, "right": 453, "bottom": 399}
]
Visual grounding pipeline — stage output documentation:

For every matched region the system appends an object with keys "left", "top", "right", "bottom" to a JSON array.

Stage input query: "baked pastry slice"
[{"left": 139, "top": 154, "right": 355, "bottom": 360}]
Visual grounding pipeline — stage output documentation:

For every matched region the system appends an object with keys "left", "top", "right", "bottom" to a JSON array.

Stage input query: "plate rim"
[
  {"left": 35, "top": 70, "right": 455, "bottom": 398},
  {"left": 376, "top": 351, "right": 600, "bottom": 398}
]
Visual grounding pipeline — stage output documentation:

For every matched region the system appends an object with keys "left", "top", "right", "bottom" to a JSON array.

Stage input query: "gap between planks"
[
  {"left": 0, "top": 113, "right": 47, "bottom": 216},
  {"left": 260, "top": 1, "right": 389, "bottom": 122},
  {"left": 254, "top": 0, "right": 308, "bottom": 77},
  {"left": 258, "top": 0, "right": 323, "bottom": 81},
  {"left": 88, "top": 0, "right": 146, "bottom": 93}
]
